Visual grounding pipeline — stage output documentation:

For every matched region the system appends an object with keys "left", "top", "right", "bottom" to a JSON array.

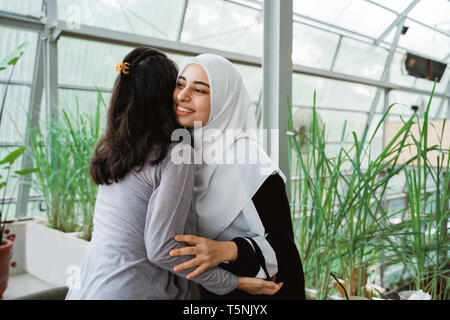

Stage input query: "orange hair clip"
[{"left": 116, "top": 62, "right": 131, "bottom": 75}]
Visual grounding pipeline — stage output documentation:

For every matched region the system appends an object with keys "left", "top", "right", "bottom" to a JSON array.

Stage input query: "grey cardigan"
[{"left": 65, "top": 143, "right": 238, "bottom": 300}]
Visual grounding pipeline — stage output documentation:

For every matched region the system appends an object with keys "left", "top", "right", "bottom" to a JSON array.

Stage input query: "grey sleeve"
[{"left": 143, "top": 155, "right": 238, "bottom": 295}]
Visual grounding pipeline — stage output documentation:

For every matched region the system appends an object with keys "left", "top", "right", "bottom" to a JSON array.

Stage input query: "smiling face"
[{"left": 173, "top": 64, "right": 211, "bottom": 128}]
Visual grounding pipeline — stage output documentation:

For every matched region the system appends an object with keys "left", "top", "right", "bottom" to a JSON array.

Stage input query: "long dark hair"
[{"left": 89, "top": 47, "right": 179, "bottom": 185}]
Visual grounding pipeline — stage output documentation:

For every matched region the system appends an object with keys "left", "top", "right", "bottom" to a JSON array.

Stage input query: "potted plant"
[
  {"left": 0, "top": 147, "right": 37, "bottom": 298},
  {"left": 0, "top": 230, "right": 13, "bottom": 299},
  {"left": 0, "top": 42, "right": 33, "bottom": 298}
]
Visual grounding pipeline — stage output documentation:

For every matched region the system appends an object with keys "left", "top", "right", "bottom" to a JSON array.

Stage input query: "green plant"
[
  {"left": 397, "top": 97, "right": 449, "bottom": 299},
  {"left": 0, "top": 42, "right": 29, "bottom": 128},
  {"left": 0, "top": 147, "right": 37, "bottom": 243},
  {"left": 28, "top": 90, "right": 106, "bottom": 240},
  {"left": 378, "top": 84, "right": 449, "bottom": 300},
  {"left": 287, "top": 81, "right": 449, "bottom": 299},
  {"left": 0, "top": 41, "right": 34, "bottom": 247}
]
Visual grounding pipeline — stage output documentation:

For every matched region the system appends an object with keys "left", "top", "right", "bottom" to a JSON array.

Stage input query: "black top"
[{"left": 198, "top": 173, "right": 306, "bottom": 300}]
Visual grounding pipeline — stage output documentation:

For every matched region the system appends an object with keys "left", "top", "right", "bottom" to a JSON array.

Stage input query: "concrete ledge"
[{"left": 3, "top": 273, "right": 53, "bottom": 300}]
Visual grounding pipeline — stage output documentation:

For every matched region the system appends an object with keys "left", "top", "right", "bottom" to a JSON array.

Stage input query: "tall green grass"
[
  {"left": 400, "top": 92, "right": 449, "bottom": 299},
  {"left": 287, "top": 82, "right": 449, "bottom": 299},
  {"left": 27, "top": 90, "right": 106, "bottom": 240}
]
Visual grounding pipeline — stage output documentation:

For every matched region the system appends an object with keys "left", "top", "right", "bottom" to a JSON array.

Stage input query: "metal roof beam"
[
  {"left": 364, "top": 0, "right": 449, "bottom": 38},
  {"left": 176, "top": 0, "right": 189, "bottom": 41},
  {"left": 330, "top": 35, "right": 343, "bottom": 71},
  {"left": 437, "top": 78, "right": 450, "bottom": 118},
  {"left": 366, "top": 16, "right": 405, "bottom": 129},
  {"left": 0, "top": 10, "right": 45, "bottom": 32},
  {"left": 293, "top": 63, "right": 450, "bottom": 99},
  {"left": 374, "top": 0, "right": 420, "bottom": 46},
  {"left": 56, "top": 20, "right": 262, "bottom": 67},
  {"left": 15, "top": 35, "right": 44, "bottom": 218}
]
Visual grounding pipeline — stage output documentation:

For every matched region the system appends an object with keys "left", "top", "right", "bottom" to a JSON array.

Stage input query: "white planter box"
[
  {"left": 26, "top": 219, "right": 89, "bottom": 286},
  {"left": 9, "top": 218, "right": 89, "bottom": 287}
]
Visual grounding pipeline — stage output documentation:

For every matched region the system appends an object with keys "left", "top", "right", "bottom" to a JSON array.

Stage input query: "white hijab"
[{"left": 177, "top": 54, "right": 286, "bottom": 239}]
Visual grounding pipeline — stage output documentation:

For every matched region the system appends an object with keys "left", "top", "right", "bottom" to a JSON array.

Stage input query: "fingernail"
[{"left": 169, "top": 250, "right": 174, "bottom": 256}]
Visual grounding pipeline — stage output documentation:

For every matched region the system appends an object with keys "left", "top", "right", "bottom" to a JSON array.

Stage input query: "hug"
[{"left": 65, "top": 47, "right": 306, "bottom": 300}]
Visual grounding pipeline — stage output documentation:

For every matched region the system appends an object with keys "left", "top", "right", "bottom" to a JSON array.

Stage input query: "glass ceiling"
[
  {"left": 0, "top": 0, "right": 448, "bottom": 141},
  {"left": 0, "top": 0, "right": 449, "bottom": 210}
]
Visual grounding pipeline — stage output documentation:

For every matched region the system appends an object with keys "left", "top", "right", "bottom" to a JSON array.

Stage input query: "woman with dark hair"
[{"left": 65, "top": 47, "right": 281, "bottom": 300}]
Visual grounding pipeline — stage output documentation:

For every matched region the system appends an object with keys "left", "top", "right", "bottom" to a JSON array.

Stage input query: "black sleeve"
[
  {"left": 219, "top": 237, "right": 260, "bottom": 277},
  {"left": 251, "top": 173, "right": 296, "bottom": 242},
  {"left": 219, "top": 173, "right": 291, "bottom": 278},
  {"left": 252, "top": 173, "right": 306, "bottom": 299}
]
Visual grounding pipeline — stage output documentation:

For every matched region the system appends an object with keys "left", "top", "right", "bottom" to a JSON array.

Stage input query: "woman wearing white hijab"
[{"left": 170, "top": 54, "right": 305, "bottom": 299}]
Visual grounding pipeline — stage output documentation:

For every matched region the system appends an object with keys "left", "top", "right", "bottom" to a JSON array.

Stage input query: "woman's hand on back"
[{"left": 170, "top": 234, "right": 238, "bottom": 279}]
